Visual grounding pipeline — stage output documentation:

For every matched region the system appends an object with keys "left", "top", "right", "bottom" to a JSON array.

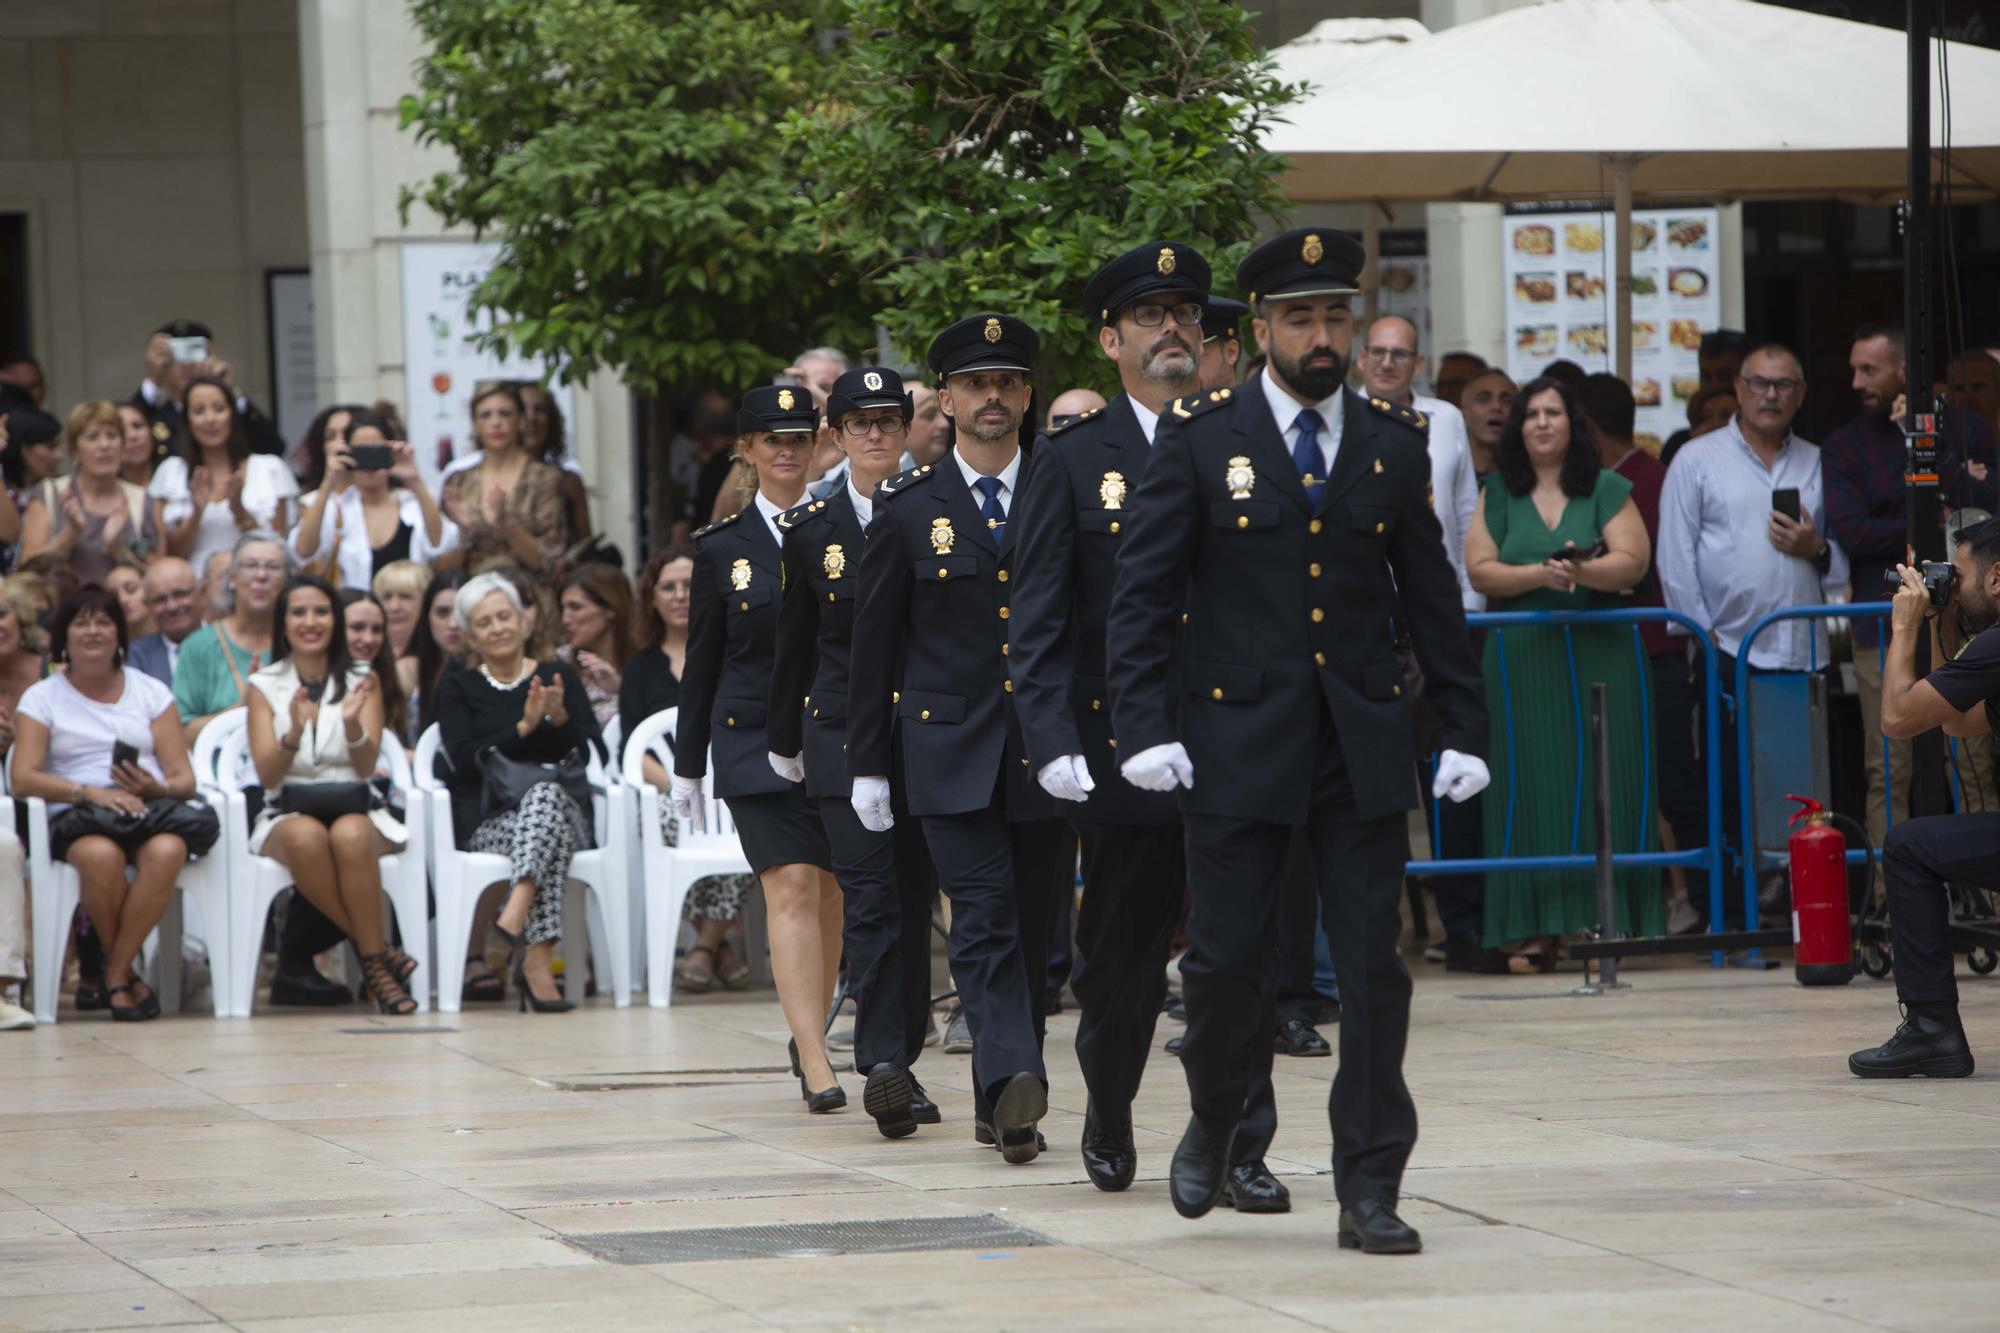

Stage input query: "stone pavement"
[{"left": 3, "top": 959, "right": 1997, "bottom": 1332}]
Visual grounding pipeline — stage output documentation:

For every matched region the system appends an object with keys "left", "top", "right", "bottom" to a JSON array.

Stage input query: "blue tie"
[
  {"left": 1292, "top": 410, "right": 1325, "bottom": 507},
  {"left": 974, "top": 475, "right": 1008, "bottom": 548}
]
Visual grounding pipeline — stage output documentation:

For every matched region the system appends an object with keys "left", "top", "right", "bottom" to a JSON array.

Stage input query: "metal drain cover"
[{"left": 563, "top": 1214, "right": 1050, "bottom": 1264}]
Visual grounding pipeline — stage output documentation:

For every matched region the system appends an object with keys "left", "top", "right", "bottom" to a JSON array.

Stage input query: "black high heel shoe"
[
  {"left": 789, "top": 1037, "right": 802, "bottom": 1077},
  {"left": 483, "top": 923, "right": 522, "bottom": 980},
  {"left": 800, "top": 1073, "right": 847, "bottom": 1113},
  {"left": 513, "top": 955, "right": 575, "bottom": 1013}
]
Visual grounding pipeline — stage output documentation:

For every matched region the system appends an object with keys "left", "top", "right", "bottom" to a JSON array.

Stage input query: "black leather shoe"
[
  {"left": 1849, "top": 1008, "right": 1975, "bottom": 1078},
  {"left": 1445, "top": 938, "right": 1511, "bottom": 974},
  {"left": 1162, "top": 991, "right": 1186, "bottom": 1022},
  {"left": 269, "top": 963, "right": 351, "bottom": 1007},
  {"left": 974, "top": 1119, "right": 1046, "bottom": 1151},
  {"left": 1338, "top": 1199, "right": 1421, "bottom": 1254},
  {"left": 1274, "top": 1015, "right": 1331, "bottom": 1057},
  {"left": 1219, "top": 1160, "right": 1291, "bottom": 1213},
  {"left": 1169, "top": 1118, "right": 1235, "bottom": 1219},
  {"left": 909, "top": 1076, "right": 941, "bottom": 1124},
  {"left": 990, "top": 1073, "right": 1047, "bottom": 1164},
  {"left": 863, "top": 1063, "right": 918, "bottom": 1138},
  {"left": 1164, "top": 1034, "right": 1184, "bottom": 1056},
  {"left": 1080, "top": 1104, "right": 1136, "bottom": 1192}
]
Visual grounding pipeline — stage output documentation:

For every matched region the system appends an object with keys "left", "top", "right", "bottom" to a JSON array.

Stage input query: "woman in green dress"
[{"left": 1464, "top": 377, "right": 1657, "bottom": 970}]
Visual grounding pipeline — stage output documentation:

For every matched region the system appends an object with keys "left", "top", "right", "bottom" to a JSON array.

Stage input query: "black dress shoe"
[
  {"left": 1080, "top": 1104, "right": 1136, "bottom": 1192},
  {"left": 800, "top": 1075, "right": 847, "bottom": 1113},
  {"left": 269, "top": 963, "right": 351, "bottom": 1007},
  {"left": 1849, "top": 1008, "right": 1975, "bottom": 1078},
  {"left": 863, "top": 1063, "right": 918, "bottom": 1138},
  {"left": 990, "top": 1073, "right": 1047, "bottom": 1165},
  {"left": 1338, "top": 1198, "right": 1422, "bottom": 1254},
  {"left": 1164, "top": 1034, "right": 1184, "bottom": 1056},
  {"left": 974, "top": 1119, "right": 1047, "bottom": 1151},
  {"left": 1169, "top": 1118, "right": 1235, "bottom": 1219},
  {"left": 74, "top": 981, "right": 108, "bottom": 1011},
  {"left": 1274, "top": 1015, "right": 1331, "bottom": 1057},
  {"left": 1445, "top": 938, "right": 1512, "bottom": 974},
  {"left": 1162, "top": 992, "right": 1187, "bottom": 1022},
  {"left": 1219, "top": 1160, "right": 1290, "bottom": 1214},
  {"left": 909, "top": 1076, "right": 942, "bottom": 1124}
]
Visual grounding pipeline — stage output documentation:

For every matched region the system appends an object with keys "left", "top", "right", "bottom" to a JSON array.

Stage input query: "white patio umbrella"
[{"left": 1263, "top": 0, "right": 2000, "bottom": 375}]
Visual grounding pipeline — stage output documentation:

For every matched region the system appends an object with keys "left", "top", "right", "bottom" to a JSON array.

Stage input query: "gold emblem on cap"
[
  {"left": 930, "top": 516, "right": 956, "bottom": 554},
  {"left": 1226, "top": 455, "right": 1256, "bottom": 500},
  {"left": 982, "top": 318, "right": 1002, "bottom": 344},
  {"left": 1303, "top": 233, "right": 1324, "bottom": 264},
  {"left": 730, "top": 557, "right": 752, "bottom": 591},
  {"left": 1099, "top": 471, "right": 1127, "bottom": 510},
  {"left": 1156, "top": 247, "right": 1176, "bottom": 276},
  {"left": 862, "top": 372, "right": 883, "bottom": 392},
  {"left": 822, "top": 544, "right": 846, "bottom": 579},
  {"left": 777, "top": 388, "right": 796, "bottom": 411}
]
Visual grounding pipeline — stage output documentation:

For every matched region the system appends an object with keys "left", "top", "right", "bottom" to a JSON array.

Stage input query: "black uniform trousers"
[
  {"left": 1275, "top": 830, "right": 1338, "bottom": 1025},
  {"left": 821, "top": 798, "right": 936, "bottom": 1071},
  {"left": 1884, "top": 812, "right": 2000, "bottom": 1006},
  {"left": 1180, "top": 704, "right": 1416, "bottom": 1206},
  {"left": 1070, "top": 822, "right": 1183, "bottom": 1118}
]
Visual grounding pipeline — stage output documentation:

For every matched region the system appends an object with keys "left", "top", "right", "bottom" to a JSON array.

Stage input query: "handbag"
[
  {"left": 50, "top": 797, "right": 221, "bottom": 862},
  {"left": 271, "top": 780, "right": 374, "bottom": 824},
  {"left": 475, "top": 745, "right": 593, "bottom": 825}
]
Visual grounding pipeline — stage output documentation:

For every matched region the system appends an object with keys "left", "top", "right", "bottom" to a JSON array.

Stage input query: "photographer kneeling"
[{"left": 1849, "top": 517, "right": 2000, "bottom": 1079}]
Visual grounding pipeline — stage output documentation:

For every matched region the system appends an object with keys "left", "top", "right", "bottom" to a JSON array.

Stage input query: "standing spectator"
[
  {"left": 0, "top": 356, "right": 45, "bottom": 406},
  {"left": 291, "top": 403, "right": 364, "bottom": 496},
  {"left": 906, "top": 384, "right": 952, "bottom": 468},
  {"left": 1465, "top": 377, "right": 1656, "bottom": 968},
  {"left": 106, "top": 556, "right": 152, "bottom": 639},
  {"left": 1042, "top": 388, "right": 1107, "bottom": 432},
  {"left": 13, "top": 585, "right": 218, "bottom": 1020},
  {"left": 1431, "top": 351, "right": 1487, "bottom": 409},
  {"left": 400, "top": 570, "right": 465, "bottom": 737},
  {"left": 519, "top": 382, "right": 591, "bottom": 540},
  {"left": 130, "top": 321, "right": 284, "bottom": 456},
  {"left": 684, "top": 390, "right": 741, "bottom": 529},
  {"left": 1825, "top": 323, "right": 2000, "bottom": 858},
  {"left": 0, "top": 577, "right": 47, "bottom": 758},
  {"left": 173, "top": 530, "right": 287, "bottom": 742},
  {"left": 152, "top": 377, "right": 298, "bottom": 573},
  {"left": 1198, "top": 296, "right": 1247, "bottom": 390},
  {"left": 1359, "top": 315, "right": 1480, "bottom": 611},
  {"left": 1460, "top": 369, "right": 1517, "bottom": 479},
  {"left": 117, "top": 402, "right": 166, "bottom": 488},
  {"left": 1663, "top": 385, "right": 1740, "bottom": 468},
  {"left": 440, "top": 383, "right": 571, "bottom": 572},
  {"left": 290, "top": 410, "right": 459, "bottom": 589},
  {"left": 1946, "top": 350, "right": 2000, "bottom": 434},
  {"left": 339, "top": 588, "right": 411, "bottom": 745},
  {"left": 1659, "top": 344, "right": 1849, "bottom": 927},
  {"left": 1663, "top": 333, "right": 1752, "bottom": 461},
  {"left": 371, "top": 560, "right": 429, "bottom": 661},
  {"left": 557, "top": 564, "right": 634, "bottom": 731},
  {"left": 126, "top": 558, "right": 200, "bottom": 686},
  {"left": 0, "top": 403, "right": 60, "bottom": 551},
  {"left": 20, "top": 402, "right": 164, "bottom": 578}
]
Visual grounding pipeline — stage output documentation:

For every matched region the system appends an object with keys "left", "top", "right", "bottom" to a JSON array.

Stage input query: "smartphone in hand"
[
  {"left": 110, "top": 740, "right": 140, "bottom": 779},
  {"left": 1772, "top": 487, "right": 1801, "bottom": 522}
]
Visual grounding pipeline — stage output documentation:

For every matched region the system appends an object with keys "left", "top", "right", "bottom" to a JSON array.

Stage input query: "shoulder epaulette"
[
  {"left": 1046, "top": 405, "right": 1104, "bottom": 436},
  {"left": 1366, "top": 396, "right": 1428, "bottom": 433},
  {"left": 875, "top": 462, "right": 937, "bottom": 499},
  {"left": 691, "top": 510, "right": 743, "bottom": 540},
  {"left": 775, "top": 498, "right": 825, "bottom": 532},
  {"left": 1166, "top": 386, "right": 1236, "bottom": 422}
]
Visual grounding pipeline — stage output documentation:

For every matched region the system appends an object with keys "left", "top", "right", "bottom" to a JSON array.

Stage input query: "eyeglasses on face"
[
  {"left": 1361, "top": 346, "right": 1417, "bottom": 365},
  {"left": 1129, "top": 302, "right": 1204, "bottom": 328},
  {"left": 1741, "top": 376, "right": 1801, "bottom": 397},
  {"left": 839, "top": 415, "right": 907, "bottom": 438}
]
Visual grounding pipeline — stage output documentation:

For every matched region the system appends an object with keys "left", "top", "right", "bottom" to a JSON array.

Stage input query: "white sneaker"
[{"left": 0, "top": 997, "right": 34, "bottom": 1030}]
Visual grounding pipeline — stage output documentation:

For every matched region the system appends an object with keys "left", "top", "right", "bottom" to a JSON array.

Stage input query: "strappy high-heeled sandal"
[
  {"left": 385, "top": 946, "right": 418, "bottom": 986},
  {"left": 361, "top": 953, "right": 417, "bottom": 1016}
]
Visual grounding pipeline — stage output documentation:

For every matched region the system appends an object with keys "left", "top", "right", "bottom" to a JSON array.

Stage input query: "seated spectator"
[
  {"left": 7, "top": 568, "right": 58, "bottom": 633},
  {"left": 12, "top": 584, "right": 218, "bottom": 1020},
  {"left": 339, "top": 588, "right": 411, "bottom": 744},
  {"left": 621, "top": 542, "right": 756, "bottom": 990},
  {"left": 557, "top": 564, "right": 635, "bottom": 730},
  {"left": 128, "top": 557, "right": 201, "bottom": 686},
  {"left": 440, "top": 383, "right": 572, "bottom": 572},
  {"left": 131, "top": 321, "right": 286, "bottom": 456},
  {"left": 290, "top": 410, "right": 459, "bottom": 589},
  {"left": 152, "top": 377, "right": 298, "bottom": 574},
  {"left": 197, "top": 549, "right": 231, "bottom": 622},
  {"left": 117, "top": 402, "right": 165, "bottom": 489},
  {"left": 174, "top": 530, "right": 287, "bottom": 742},
  {"left": 0, "top": 576, "right": 47, "bottom": 758},
  {"left": 106, "top": 555, "right": 152, "bottom": 639},
  {"left": 21, "top": 402, "right": 164, "bottom": 579},
  {"left": 372, "top": 559, "right": 429, "bottom": 660},
  {"left": 1464, "top": 376, "right": 1656, "bottom": 968},
  {"left": 291, "top": 402, "right": 364, "bottom": 496},
  {"left": 435, "top": 572, "right": 603, "bottom": 1012},
  {"left": 245, "top": 576, "right": 414, "bottom": 1014},
  {"left": 400, "top": 570, "right": 465, "bottom": 737}
]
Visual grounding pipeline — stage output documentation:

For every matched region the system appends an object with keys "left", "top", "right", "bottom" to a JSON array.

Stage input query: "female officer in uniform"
[{"left": 669, "top": 386, "right": 844, "bottom": 1112}]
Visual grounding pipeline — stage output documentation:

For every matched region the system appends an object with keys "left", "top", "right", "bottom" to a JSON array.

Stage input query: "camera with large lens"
[{"left": 1881, "top": 560, "right": 1957, "bottom": 608}]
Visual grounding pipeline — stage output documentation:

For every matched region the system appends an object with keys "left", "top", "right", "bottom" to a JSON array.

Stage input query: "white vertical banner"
[{"left": 398, "top": 241, "right": 574, "bottom": 491}]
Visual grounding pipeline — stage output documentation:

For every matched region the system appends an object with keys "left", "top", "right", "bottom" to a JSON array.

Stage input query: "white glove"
[
  {"left": 1037, "top": 754, "right": 1097, "bottom": 803},
  {"left": 768, "top": 751, "right": 805, "bottom": 784},
  {"left": 668, "top": 774, "right": 707, "bottom": 834},
  {"left": 1120, "top": 741, "right": 1193, "bottom": 792},
  {"left": 851, "top": 775, "right": 894, "bottom": 832},
  {"left": 1432, "top": 750, "right": 1490, "bottom": 804}
]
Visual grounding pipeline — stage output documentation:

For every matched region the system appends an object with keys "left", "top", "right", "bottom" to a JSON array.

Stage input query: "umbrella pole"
[{"left": 1611, "top": 154, "right": 1635, "bottom": 384}]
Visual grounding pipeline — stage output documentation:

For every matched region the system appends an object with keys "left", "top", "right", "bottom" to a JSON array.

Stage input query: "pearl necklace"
[{"left": 479, "top": 659, "right": 532, "bottom": 690}]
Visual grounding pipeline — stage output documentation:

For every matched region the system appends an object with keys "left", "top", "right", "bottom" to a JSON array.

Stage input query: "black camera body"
[{"left": 1882, "top": 561, "right": 1957, "bottom": 608}]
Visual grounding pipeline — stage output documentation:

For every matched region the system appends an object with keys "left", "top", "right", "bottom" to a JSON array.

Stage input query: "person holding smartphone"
[{"left": 289, "top": 407, "right": 458, "bottom": 590}]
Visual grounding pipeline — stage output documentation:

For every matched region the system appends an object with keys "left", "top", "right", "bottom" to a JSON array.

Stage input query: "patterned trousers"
[{"left": 469, "top": 782, "right": 588, "bottom": 945}]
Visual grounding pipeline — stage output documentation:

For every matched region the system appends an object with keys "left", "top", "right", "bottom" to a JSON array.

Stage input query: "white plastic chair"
[
  {"left": 212, "top": 713, "right": 431, "bottom": 1016},
  {"left": 412, "top": 722, "right": 630, "bottom": 1012},
  {"left": 621, "top": 707, "right": 755, "bottom": 1009},
  {"left": 17, "top": 738, "right": 234, "bottom": 1024}
]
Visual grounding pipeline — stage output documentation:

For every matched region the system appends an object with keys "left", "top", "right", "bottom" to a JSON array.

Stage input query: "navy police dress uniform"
[
  {"left": 676, "top": 385, "right": 833, "bottom": 874},
  {"left": 1106, "top": 229, "right": 1487, "bottom": 1219},
  {"left": 849, "top": 315, "right": 1067, "bottom": 1155},
  {"left": 769, "top": 367, "right": 939, "bottom": 1109},
  {"left": 134, "top": 319, "right": 287, "bottom": 458}
]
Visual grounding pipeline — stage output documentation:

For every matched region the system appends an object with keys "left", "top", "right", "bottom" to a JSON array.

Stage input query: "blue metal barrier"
[{"left": 1405, "top": 606, "right": 1728, "bottom": 960}]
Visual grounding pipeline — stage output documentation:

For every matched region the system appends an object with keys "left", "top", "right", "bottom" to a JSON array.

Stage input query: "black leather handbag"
[
  {"left": 475, "top": 746, "right": 593, "bottom": 824},
  {"left": 271, "top": 781, "right": 375, "bottom": 825}
]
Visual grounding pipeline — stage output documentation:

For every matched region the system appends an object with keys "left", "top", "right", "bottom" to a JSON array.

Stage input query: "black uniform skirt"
[{"left": 724, "top": 786, "right": 833, "bottom": 875}]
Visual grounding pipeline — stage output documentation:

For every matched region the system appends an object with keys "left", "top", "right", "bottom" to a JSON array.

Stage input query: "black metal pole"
[{"left": 1905, "top": 0, "right": 1947, "bottom": 818}]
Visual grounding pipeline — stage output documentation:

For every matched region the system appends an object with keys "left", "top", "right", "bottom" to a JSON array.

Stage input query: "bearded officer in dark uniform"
[
  {"left": 1106, "top": 229, "right": 1490, "bottom": 1252},
  {"left": 848, "top": 314, "right": 1068, "bottom": 1164},
  {"left": 1009, "top": 241, "right": 1286, "bottom": 1211},
  {"left": 768, "top": 366, "right": 942, "bottom": 1140}
]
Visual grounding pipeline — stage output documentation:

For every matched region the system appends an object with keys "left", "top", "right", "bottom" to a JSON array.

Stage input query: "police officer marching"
[
  {"left": 767, "top": 367, "right": 944, "bottom": 1139},
  {"left": 1105, "top": 229, "right": 1491, "bottom": 1251},
  {"left": 670, "top": 386, "right": 847, "bottom": 1114},
  {"left": 1009, "top": 241, "right": 1286, "bottom": 1210},
  {"left": 848, "top": 315, "right": 1070, "bottom": 1164}
]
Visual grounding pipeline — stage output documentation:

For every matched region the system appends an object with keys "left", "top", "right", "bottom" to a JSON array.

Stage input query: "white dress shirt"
[
  {"left": 1128, "top": 395, "right": 1161, "bottom": 445},
  {"left": 1411, "top": 393, "right": 1482, "bottom": 612},
  {"left": 952, "top": 445, "right": 1022, "bottom": 518},
  {"left": 752, "top": 491, "right": 791, "bottom": 548},
  {"left": 1259, "top": 369, "right": 1344, "bottom": 480},
  {"left": 289, "top": 488, "right": 463, "bottom": 591},
  {"left": 847, "top": 479, "right": 875, "bottom": 529}
]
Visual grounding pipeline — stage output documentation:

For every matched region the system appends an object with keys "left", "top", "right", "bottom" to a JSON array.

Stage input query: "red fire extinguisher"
[{"left": 1786, "top": 794, "right": 1853, "bottom": 986}]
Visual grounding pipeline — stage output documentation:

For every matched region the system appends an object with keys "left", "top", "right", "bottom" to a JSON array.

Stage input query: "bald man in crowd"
[
  {"left": 1459, "top": 368, "right": 1517, "bottom": 479},
  {"left": 1044, "top": 388, "right": 1108, "bottom": 432}
]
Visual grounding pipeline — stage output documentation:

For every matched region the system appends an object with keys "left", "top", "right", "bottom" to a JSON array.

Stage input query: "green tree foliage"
[
  {"left": 790, "top": 0, "right": 1301, "bottom": 391},
  {"left": 399, "top": 0, "right": 871, "bottom": 391}
]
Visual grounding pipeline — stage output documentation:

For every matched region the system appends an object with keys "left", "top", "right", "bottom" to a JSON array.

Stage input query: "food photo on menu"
[
  {"left": 1629, "top": 320, "right": 1658, "bottom": 352},
  {"left": 1669, "top": 318, "right": 1702, "bottom": 351},
  {"left": 1515, "top": 272, "right": 1558, "bottom": 305},
  {"left": 1563, "top": 221, "right": 1604, "bottom": 254},
  {"left": 1514, "top": 224, "right": 1555, "bottom": 257},
  {"left": 1666, "top": 216, "right": 1709, "bottom": 250},
  {"left": 1629, "top": 219, "right": 1658, "bottom": 252},
  {"left": 1631, "top": 272, "right": 1659, "bottom": 297},
  {"left": 1566, "top": 272, "right": 1606, "bottom": 300},
  {"left": 1668, "top": 267, "right": 1709, "bottom": 298},
  {"left": 1516, "top": 324, "right": 1558, "bottom": 358},
  {"left": 1567, "top": 324, "right": 1609, "bottom": 357}
]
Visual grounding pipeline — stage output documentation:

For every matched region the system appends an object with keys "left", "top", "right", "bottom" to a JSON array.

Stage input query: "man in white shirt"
[{"left": 1358, "top": 315, "right": 1481, "bottom": 613}]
